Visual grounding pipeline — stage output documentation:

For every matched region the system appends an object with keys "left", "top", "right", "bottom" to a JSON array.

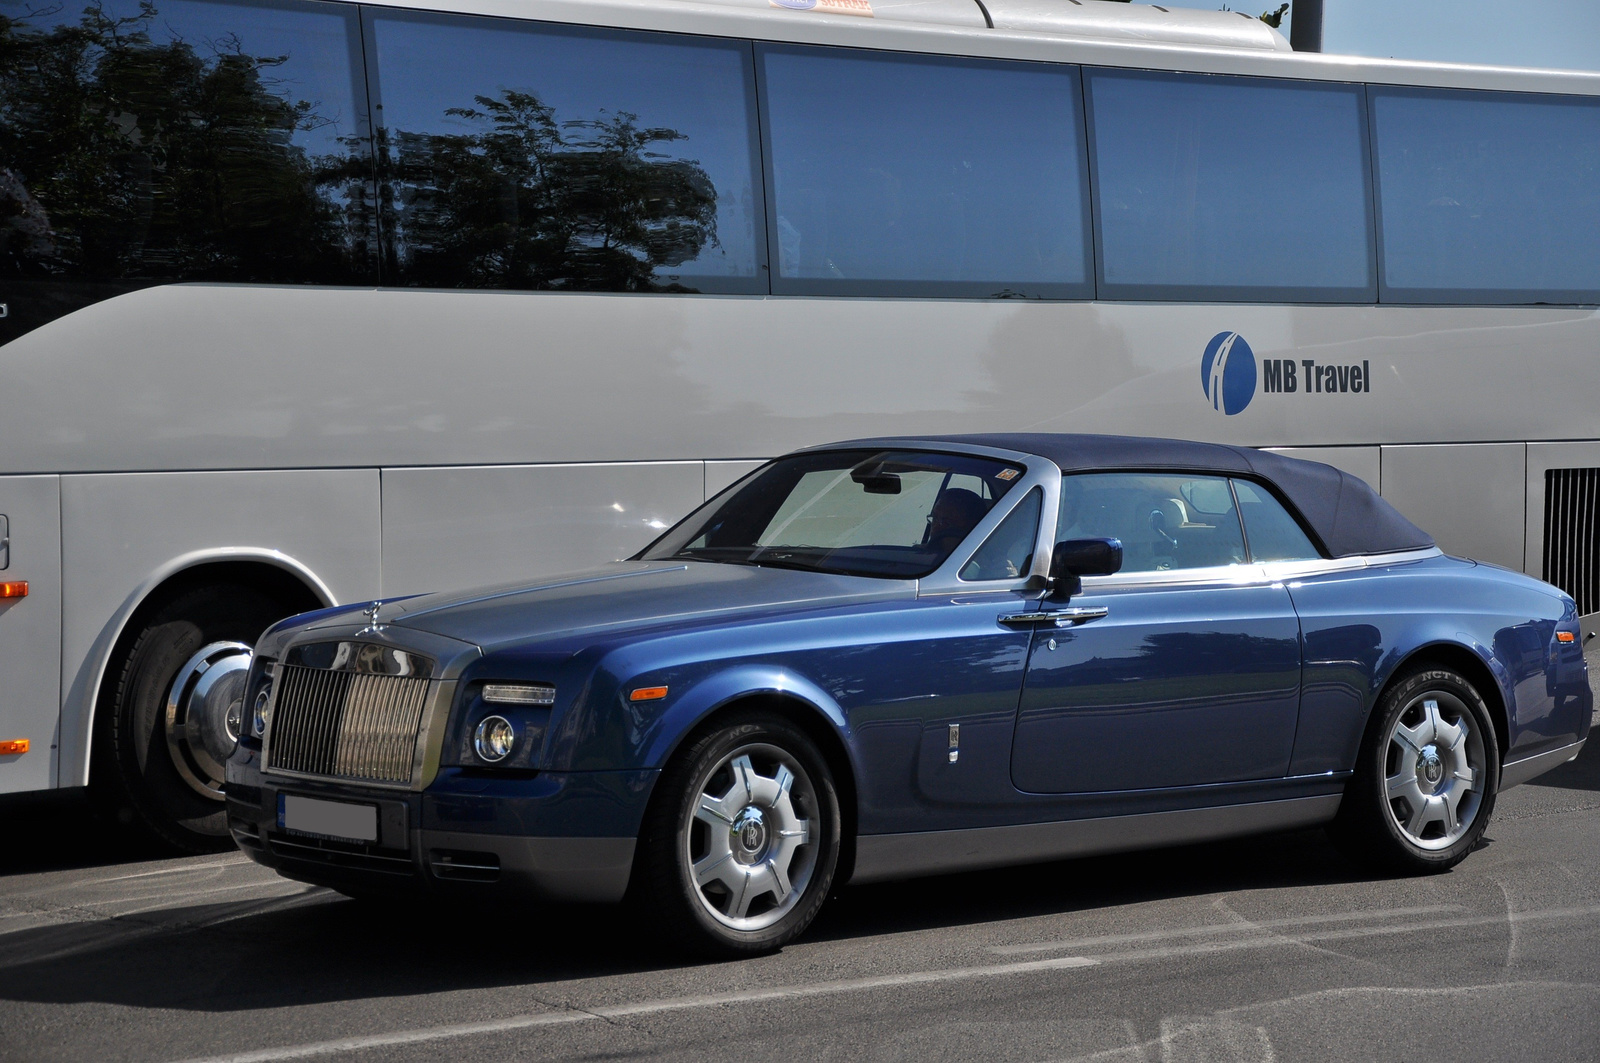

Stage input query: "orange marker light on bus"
[
  {"left": 1557, "top": 631, "right": 1577, "bottom": 643},
  {"left": 630, "top": 686, "right": 669, "bottom": 702},
  {"left": 0, "top": 581, "right": 26, "bottom": 599},
  {"left": 0, "top": 739, "right": 28, "bottom": 755}
]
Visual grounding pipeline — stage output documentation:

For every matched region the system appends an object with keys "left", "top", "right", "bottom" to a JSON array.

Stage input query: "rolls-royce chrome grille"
[{"left": 262, "top": 642, "right": 436, "bottom": 785}]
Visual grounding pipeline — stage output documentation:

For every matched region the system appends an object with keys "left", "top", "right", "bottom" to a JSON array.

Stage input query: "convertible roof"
[{"left": 834, "top": 433, "right": 1434, "bottom": 559}]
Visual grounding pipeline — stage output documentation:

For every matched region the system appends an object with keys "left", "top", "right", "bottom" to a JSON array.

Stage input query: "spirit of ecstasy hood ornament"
[{"left": 357, "top": 600, "right": 385, "bottom": 635}]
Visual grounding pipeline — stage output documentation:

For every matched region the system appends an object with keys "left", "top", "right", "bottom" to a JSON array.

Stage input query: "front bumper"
[{"left": 225, "top": 749, "right": 654, "bottom": 903}]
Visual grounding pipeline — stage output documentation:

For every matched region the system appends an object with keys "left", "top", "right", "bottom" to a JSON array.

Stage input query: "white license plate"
[{"left": 278, "top": 794, "right": 378, "bottom": 843}]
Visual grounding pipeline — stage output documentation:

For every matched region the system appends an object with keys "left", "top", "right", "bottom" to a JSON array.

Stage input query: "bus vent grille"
[
  {"left": 263, "top": 666, "right": 432, "bottom": 785},
  {"left": 1543, "top": 467, "right": 1600, "bottom": 617}
]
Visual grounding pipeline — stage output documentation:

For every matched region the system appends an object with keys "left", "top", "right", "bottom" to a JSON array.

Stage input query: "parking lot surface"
[{"left": 2, "top": 739, "right": 1598, "bottom": 1063}]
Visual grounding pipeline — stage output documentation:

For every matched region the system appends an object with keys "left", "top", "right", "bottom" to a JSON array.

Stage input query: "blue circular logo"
[{"left": 1200, "top": 331, "right": 1256, "bottom": 415}]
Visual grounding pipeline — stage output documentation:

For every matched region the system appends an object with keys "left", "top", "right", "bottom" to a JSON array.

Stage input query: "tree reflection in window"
[
  {"left": 384, "top": 90, "right": 720, "bottom": 293},
  {"left": 0, "top": 0, "right": 374, "bottom": 285}
]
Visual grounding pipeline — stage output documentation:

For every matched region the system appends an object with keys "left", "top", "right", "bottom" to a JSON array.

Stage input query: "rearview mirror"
[{"left": 1049, "top": 537, "right": 1123, "bottom": 597}]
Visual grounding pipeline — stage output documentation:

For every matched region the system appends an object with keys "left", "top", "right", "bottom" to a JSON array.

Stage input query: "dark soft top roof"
[{"left": 835, "top": 433, "right": 1433, "bottom": 559}]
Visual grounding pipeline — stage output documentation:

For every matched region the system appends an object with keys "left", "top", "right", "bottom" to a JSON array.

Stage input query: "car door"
[
  {"left": 1009, "top": 472, "right": 1303, "bottom": 794},
  {"left": 0, "top": 476, "right": 62, "bottom": 793}
]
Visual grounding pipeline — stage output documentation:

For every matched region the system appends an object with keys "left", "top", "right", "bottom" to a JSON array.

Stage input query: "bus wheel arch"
[{"left": 87, "top": 556, "right": 329, "bottom": 851}]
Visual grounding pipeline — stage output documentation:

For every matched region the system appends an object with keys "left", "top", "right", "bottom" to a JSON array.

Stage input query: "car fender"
[{"left": 635, "top": 663, "right": 854, "bottom": 773}]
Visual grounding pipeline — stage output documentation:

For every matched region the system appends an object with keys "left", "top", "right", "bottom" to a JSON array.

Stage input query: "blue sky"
[{"left": 1146, "top": 0, "right": 1600, "bottom": 71}]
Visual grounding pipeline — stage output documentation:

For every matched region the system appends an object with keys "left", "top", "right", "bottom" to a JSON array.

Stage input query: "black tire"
[
  {"left": 1330, "top": 664, "right": 1500, "bottom": 874},
  {"left": 634, "top": 712, "right": 842, "bottom": 957},
  {"left": 92, "top": 584, "right": 289, "bottom": 853}
]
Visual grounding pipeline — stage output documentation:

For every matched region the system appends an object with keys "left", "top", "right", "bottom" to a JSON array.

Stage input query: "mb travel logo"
[{"left": 1200, "top": 331, "right": 1371, "bottom": 416}]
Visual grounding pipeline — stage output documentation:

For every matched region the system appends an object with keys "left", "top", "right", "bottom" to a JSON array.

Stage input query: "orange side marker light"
[
  {"left": 0, "top": 739, "right": 28, "bottom": 755},
  {"left": 0, "top": 581, "right": 26, "bottom": 599},
  {"left": 1557, "top": 631, "right": 1577, "bottom": 643},
  {"left": 630, "top": 686, "right": 669, "bottom": 702}
]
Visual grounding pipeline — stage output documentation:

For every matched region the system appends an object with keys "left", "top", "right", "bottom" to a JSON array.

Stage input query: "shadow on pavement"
[
  {"left": 0, "top": 789, "right": 171, "bottom": 877},
  {"left": 0, "top": 825, "right": 1362, "bottom": 1015}
]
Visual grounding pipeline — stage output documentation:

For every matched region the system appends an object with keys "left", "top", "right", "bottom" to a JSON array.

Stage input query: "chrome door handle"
[{"left": 998, "top": 607, "right": 1109, "bottom": 627}]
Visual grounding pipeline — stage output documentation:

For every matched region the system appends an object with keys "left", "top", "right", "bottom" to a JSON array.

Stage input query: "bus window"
[
  {"left": 1086, "top": 69, "right": 1374, "bottom": 303},
  {"left": 366, "top": 13, "right": 764, "bottom": 295},
  {"left": 758, "top": 46, "right": 1092, "bottom": 299},
  {"left": 1372, "top": 88, "right": 1600, "bottom": 305},
  {"left": 0, "top": 0, "right": 374, "bottom": 292}
]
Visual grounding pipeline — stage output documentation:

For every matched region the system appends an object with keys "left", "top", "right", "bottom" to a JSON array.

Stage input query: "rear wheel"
[
  {"left": 1331, "top": 664, "right": 1499, "bottom": 874},
  {"left": 635, "top": 713, "right": 841, "bottom": 956},
  {"left": 92, "top": 584, "right": 294, "bottom": 852}
]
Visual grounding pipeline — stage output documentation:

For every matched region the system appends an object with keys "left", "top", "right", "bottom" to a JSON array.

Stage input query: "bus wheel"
[{"left": 95, "top": 584, "right": 289, "bottom": 853}]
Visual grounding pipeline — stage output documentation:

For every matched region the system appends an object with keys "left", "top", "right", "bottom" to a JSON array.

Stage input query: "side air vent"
[{"left": 1542, "top": 468, "right": 1600, "bottom": 616}]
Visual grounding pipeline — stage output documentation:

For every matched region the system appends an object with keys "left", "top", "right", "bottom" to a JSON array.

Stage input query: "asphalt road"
[{"left": 2, "top": 742, "right": 1598, "bottom": 1063}]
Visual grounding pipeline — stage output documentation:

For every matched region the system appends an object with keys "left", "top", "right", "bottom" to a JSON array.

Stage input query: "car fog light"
[
  {"left": 474, "top": 715, "right": 517, "bottom": 762},
  {"left": 251, "top": 688, "right": 273, "bottom": 738}
]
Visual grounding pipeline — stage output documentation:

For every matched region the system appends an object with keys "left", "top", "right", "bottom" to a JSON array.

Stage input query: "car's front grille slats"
[{"left": 265, "top": 664, "right": 430, "bottom": 785}]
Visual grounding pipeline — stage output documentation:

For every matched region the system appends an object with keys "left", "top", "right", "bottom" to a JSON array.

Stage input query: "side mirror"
[{"left": 1049, "top": 537, "right": 1123, "bottom": 598}]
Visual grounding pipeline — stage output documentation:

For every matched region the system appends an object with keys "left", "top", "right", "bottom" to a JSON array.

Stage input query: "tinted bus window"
[
  {"left": 1372, "top": 88, "right": 1600, "bottom": 304},
  {"left": 759, "top": 47, "right": 1092, "bottom": 299},
  {"left": 1087, "top": 70, "right": 1374, "bottom": 302},
  {"left": 0, "top": 0, "right": 373, "bottom": 343},
  {"left": 367, "top": 13, "right": 763, "bottom": 294}
]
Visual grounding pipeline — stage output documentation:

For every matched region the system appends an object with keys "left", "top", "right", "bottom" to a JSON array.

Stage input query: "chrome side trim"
[
  {"left": 849, "top": 794, "right": 1342, "bottom": 884},
  {"left": 1500, "top": 738, "right": 1586, "bottom": 790}
]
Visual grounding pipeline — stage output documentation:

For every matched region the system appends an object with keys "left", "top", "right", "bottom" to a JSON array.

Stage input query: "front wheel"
[
  {"left": 1331, "top": 665, "right": 1500, "bottom": 874},
  {"left": 93, "top": 584, "right": 290, "bottom": 852},
  {"left": 634, "top": 713, "right": 841, "bottom": 956}
]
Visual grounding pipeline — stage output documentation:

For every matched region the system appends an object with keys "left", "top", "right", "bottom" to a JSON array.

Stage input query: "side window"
[
  {"left": 368, "top": 12, "right": 763, "bottom": 294},
  {"left": 1059, "top": 473, "right": 1246, "bottom": 573},
  {"left": 0, "top": 0, "right": 374, "bottom": 293},
  {"left": 1086, "top": 69, "right": 1373, "bottom": 302},
  {"left": 759, "top": 46, "right": 1091, "bottom": 299},
  {"left": 1232, "top": 480, "right": 1322, "bottom": 562},
  {"left": 1371, "top": 87, "right": 1600, "bottom": 303},
  {"left": 962, "top": 488, "right": 1042, "bottom": 581}
]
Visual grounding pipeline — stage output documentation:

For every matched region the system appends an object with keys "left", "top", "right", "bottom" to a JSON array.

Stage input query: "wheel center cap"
[
  {"left": 731, "top": 807, "right": 769, "bottom": 863},
  {"left": 1418, "top": 745, "right": 1445, "bottom": 789}
]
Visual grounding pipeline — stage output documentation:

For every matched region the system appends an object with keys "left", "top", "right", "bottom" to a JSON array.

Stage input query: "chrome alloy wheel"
[
  {"left": 1384, "top": 691, "right": 1486, "bottom": 850},
  {"left": 164, "top": 641, "right": 253, "bottom": 800},
  {"left": 684, "top": 744, "right": 817, "bottom": 931}
]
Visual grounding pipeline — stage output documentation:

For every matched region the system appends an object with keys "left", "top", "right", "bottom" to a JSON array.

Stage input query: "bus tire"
[{"left": 94, "top": 584, "right": 289, "bottom": 853}]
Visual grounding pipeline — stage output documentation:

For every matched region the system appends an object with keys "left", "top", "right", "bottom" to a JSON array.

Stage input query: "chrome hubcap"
[
  {"left": 685, "top": 745, "right": 816, "bottom": 931},
  {"left": 164, "top": 641, "right": 252, "bottom": 800},
  {"left": 1384, "top": 693, "right": 1485, "bottom": 850}
]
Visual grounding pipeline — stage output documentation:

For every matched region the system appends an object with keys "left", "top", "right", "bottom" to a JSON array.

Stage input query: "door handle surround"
[{"left": 999, "top": 607, "right": 1109, "bottom": 628}]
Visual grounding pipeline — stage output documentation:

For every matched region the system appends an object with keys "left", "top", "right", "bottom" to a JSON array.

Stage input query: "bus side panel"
[
  {"left": 0, "top": 476, "right": 62, "bottom": 794},
  {"left": 380, "top": 462, "right": 705, "bottom": 596},
  {"left": 57, "top": 469, "right": 381, "bottom": 788},
  {"left": 1379, "top": 444, "right": 1527, "bottom": 570}
]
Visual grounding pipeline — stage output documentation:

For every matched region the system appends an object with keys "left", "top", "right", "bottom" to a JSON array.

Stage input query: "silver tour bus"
[{"left": 1, "top": 0, "right": 1598, "bottom": 847}]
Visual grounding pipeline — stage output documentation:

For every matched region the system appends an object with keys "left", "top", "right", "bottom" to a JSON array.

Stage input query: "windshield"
[{"left": 640, "top": 449, "right": 1026, "bottom": 578}]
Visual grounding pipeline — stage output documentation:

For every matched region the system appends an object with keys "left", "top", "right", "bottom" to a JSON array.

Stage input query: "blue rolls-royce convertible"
[{"left": 224, "top": 435, "right": 1592, "bottom": 954}]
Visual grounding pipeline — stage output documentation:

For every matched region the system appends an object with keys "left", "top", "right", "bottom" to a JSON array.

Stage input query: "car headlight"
[
  {"left": 474, "top": 715, "right": 517, "bottom": 762},
  {"left": 244, "top": 659, "right": 278, "bottom": 739},
  {"left": 482, "top": 683, "right": 555, "bottom": 706}
]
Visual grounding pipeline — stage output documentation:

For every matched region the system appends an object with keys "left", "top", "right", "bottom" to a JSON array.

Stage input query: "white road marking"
[
  {"left": 168, "top": 954, "right": 1102, "bottom": 1063},
  {"left": 152, "top": 903, "right": 1600, "bottom": 1063},
  {"left": 990, "top": 903, "right": 1469, "bottom": 955}
]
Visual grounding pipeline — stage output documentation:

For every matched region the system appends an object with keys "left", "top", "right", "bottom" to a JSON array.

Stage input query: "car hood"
[{"left": 376, "top": 560, "right": 916, "bottom": 652}]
